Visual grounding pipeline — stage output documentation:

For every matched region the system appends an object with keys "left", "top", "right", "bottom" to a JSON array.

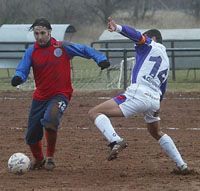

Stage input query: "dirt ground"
[{"left": 0, "top": 90, "right": 200, "bottom": 191}]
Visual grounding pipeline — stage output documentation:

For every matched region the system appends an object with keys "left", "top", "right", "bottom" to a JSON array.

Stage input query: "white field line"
[
  {"left": 97, "top": 97, "right": 200, "bottom": 100},
  {"left": 2, "top": 96, "right": 200, "bottom": 131},
  {"left": 8, "top": 127, "right": 200, "bottom": 131},
  {"left": 0, "top": 97, "right": 30, "bottom": 100},
  {"left": 0, "top": 96, "right": 199, "bottom": 100}
]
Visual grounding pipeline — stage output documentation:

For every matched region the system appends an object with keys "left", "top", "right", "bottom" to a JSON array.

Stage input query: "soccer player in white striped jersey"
[{"left": 88, "top": 17, "right": 190, "bottom": 174}]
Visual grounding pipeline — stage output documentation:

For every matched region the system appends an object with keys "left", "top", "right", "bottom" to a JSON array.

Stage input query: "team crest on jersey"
[{"left": 54, "top": 48, "right": 62, "bottom": 57}]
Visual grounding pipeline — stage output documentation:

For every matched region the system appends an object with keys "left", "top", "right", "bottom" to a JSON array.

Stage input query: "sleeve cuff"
[{"left": 116, "top": 25, "right": 122, "bottom": 32}]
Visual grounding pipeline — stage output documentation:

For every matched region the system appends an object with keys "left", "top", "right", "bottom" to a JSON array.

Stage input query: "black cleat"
[{"left": 107, "top": 139, "right": 128, "bottom": 161}]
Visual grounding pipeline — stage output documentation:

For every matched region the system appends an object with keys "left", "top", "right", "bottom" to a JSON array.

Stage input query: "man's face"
[{"left": 33, "top": 26, "right": 51, "bottom": 46}]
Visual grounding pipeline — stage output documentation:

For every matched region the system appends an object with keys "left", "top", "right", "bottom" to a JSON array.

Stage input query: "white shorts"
[{"left": 113, "top": 84, "right": 161, "bottom": 123}]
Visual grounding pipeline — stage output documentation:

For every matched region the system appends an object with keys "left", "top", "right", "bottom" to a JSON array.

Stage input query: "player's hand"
[
  {"left": 11, "top": 76, "right": 23, "bottom": 87},
  {"left": 98, "top": 60, "right": 110, "bottom": 70},
  {"left": 107, "top": 17, "right": 117, "bottom": 32}
]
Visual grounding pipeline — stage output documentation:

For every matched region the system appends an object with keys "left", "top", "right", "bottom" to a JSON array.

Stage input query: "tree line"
[{"left": 0, "top": 0, "right": 199, "bottom": 28}]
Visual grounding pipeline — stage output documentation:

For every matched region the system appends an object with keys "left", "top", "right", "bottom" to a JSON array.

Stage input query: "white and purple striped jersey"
[{"left": 118, "top": 25, "right": 169, "bottom": 99}]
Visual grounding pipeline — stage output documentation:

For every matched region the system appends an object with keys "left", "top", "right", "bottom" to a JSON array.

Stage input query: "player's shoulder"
[
  {"left": 27, "top": 44, "right": 34, "bottom": 50},
  {"left": 151, "top": 40, "right": 165, "bottom": 48},
  {"left": 25, "top": 45, "right": 35, "bottom": 56},
  {"left": 150, "top": 41, "right": 167, "bottom": 54},
  {"left": 61, "top": 41, "right": 74, "bottom": 48}
]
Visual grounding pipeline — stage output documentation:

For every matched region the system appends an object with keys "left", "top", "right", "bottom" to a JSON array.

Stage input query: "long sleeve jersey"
[
  {"left": 118, "top": 25, "right": 169, "bottom": 98},
  {"left": 14, "top": 38, "right": 107, "bottom": 100}
]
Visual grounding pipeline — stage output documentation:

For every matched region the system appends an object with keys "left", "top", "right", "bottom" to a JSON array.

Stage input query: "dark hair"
[
  {"left": 29, "top": 18, "right": 52, "bottom": 31},
  {"left": 143, "top": 29, "right": 162, "bottom": 44}
]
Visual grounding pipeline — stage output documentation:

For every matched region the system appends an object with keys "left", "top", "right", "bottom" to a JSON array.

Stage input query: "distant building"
[
  {"left": 0, "top": 24, "right": 76, "bottom": 69},
  {"left": 93, "top": 28, "right": 200, "bottom": 70}
]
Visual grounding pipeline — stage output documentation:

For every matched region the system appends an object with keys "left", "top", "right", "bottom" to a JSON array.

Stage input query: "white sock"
[
  {"left": 94, "top": 114, "right": 122, "bottom": 143},
  {"left": 159, "top": 134, "right": 186, "bottom": 167}
]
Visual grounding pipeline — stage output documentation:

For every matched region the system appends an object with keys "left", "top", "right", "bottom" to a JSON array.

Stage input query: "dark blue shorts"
[{"left": 25, "top": 94, "right": 68, "bottom": 145}]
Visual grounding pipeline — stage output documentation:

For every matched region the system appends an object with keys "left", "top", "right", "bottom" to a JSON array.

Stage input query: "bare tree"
[
  {"left": 191, "top": 0, "right": 200, "bottom": 18},
  {"left": 83, "top": 0, "right": 159, "bottom": 25},
  {"left": 84, "top": 0, "right": 124, "bottom": 25},
  {"left": 0, "top": 0, "right": 200, "bottom": 29},
  {"left": 127, "top": 0, "right": 157, "bottom": 21},
  {"left": 0, "top": 0, "right": 28, "bottom": 23}
]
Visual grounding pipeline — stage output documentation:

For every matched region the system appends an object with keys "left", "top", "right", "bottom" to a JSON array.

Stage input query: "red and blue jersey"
[{"left": 15, "top": 38, "right": 107, "bottom": 101}]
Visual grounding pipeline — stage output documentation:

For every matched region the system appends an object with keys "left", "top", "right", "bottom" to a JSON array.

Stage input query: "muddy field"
[{"left": 0, "top": 90, "right": 200, "bottom": 191}]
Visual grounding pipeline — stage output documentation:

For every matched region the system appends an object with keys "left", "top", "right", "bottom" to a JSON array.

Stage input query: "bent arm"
[{"left": 13, "top": 47, "right": 33, "bottom": 83}]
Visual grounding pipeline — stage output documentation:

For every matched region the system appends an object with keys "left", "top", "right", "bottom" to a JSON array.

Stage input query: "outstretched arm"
[
  {"left": 62, "top": 42, "right": 110, "bottom": 70},
  {"left": 107, "top": 17, "right": 147, "bottom": 44}
]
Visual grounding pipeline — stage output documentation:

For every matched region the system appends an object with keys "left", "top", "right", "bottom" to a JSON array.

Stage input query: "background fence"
[{"left": 0, "top": 42, "right": 200, "bottom": 91}]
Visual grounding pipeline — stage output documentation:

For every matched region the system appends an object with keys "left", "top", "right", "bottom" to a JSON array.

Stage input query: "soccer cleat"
[
  {"left": 44, "top": 157, "right": 56, "bottom": 170},
  {"left": 107, "top": 139, "right": 128, "bottom": 161},
  {"left": 30, "top": 158, "right": 45, "bottom": 170},
  {"left": 172, "top": 163, "right": 192, "bottom": 175},
  {"left": 177, "top": 163, "right": 190, "bottom": 175},
  {"left": 178, "top": 163, "right": 188, "bottom": 171}
]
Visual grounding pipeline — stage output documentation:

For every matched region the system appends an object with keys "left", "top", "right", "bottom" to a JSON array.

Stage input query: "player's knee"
[
  {"left": 44, "top": 123, "right": 58, "bottom": 131},
  {"left": 42, "top": 113, "right": 60, "bottom": 131},
  {"left": 149, "top": 130, "right": 163, "bottom": 140},
  {"left": 88, "top": 108, "right": 95, "bottom": 121},
  {"left": 147, "top": 122, "right": 163, "bottom": 140},
  {"left": 88, "top": 107, "right": 100, "bottom": 122}
]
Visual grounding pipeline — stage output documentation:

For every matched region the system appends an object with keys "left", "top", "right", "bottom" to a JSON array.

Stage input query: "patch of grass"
[
  {"left": 1, "top": 57, "right": 200, "bottom": 92},
  {"left": 168, "top": 82, "right": 200, "bottom": 92}
]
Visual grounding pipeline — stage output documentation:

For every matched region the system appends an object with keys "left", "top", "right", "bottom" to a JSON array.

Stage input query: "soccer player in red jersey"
[{"left": 11, "top": 18, "right": 110, "bottom": 170}]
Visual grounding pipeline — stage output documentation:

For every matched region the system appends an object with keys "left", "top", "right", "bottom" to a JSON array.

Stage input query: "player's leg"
[
  {"left": 41, "top": 95, "right": 68, "bottom": 170},
  {"left": 145, "top": 112, "right": 164, "bottom": 140},
  {"left": 26, "top": 99, "right": 47, "bottom": 170},
  {"left": 88, "top": 97, "right": 128, "bottom": 160},
  {"left": 89, "top": 90, "right": 150, "bottom": 160},
  {"left": 89, "top": 98, "right": 124, "bottom": 142},
  {"left": 145, "top": 114, "right": 188, "bottom": 173}
]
